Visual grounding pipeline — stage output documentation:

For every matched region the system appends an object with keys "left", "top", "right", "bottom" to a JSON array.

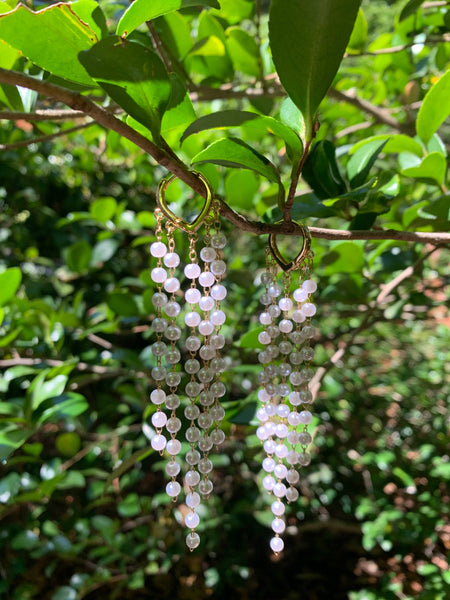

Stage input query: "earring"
[
  {"left": 150, "top": 173, "right": 228, "bottom": 551},
  {"left": 256, "top": 225, "right": 316, "bottom": 554}
]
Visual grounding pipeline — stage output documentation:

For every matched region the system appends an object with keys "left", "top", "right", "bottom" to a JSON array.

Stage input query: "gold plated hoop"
[
  {"left": 157, "top": 173, "right": 212, "bottom": 233},
  {"left": 268, "top": 223, "right": 311, "bottom": 272}
]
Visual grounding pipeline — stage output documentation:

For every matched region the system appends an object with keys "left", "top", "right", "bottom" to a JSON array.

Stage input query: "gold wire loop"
[
  {"left": 268, "top": 222, "right": 311, "bottom": 273},
  {"left": 157, "top": 172, "right": 213, "bottom": 233}
]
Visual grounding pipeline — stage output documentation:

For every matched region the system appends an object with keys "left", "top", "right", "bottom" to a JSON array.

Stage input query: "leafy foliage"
[{"left": 0, "top": 0, "right": 449, "bottom": 598}]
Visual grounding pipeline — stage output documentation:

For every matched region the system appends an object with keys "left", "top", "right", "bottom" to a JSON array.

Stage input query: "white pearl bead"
[
  {"left": 263, "top": 457, "right": 276, "bottom": 472},
  {"left": 185, "top": 312, "right": 201, "bottom": 327},
  {"left": 286, "top": 486, "right": 299, "bottom": 502},
  {"left": 186, "top": 491, "right": 201, "bottom": 508},
  {"left": 286, "top": 469, "right": 299, "bottom": 484},
  {"left": 270, "top": 536, "right": 284, "bottom": 553},
  {"left": 185, "top": 288, "right": 201, "bottom": 304},
  {"left": 277, "top": 404, "right": 290, "bottom": 418},
  {"left": 199, "top": 271, "right": 215, "bottom": 287},
  {"left": 165, "top": 481, "right": 181, "bottom": 497},
  {"left": 264, "top": 440, "right": 277, "bottom": 454},
  {"left": 293, "top": 288, "right": 308, "bottom": 303},
  {"left": 185, "top": 470, "right": 200, "bottom": 487},
  {"left": 272, "top": 518, "right": 286, "bottom": 534},
  {"left": 275, "top": 444, "right": 289, "bottom": 458},
  {"left": 275, "top": 423, "right": 289, "bottom": 438},
  {"left": 303, "top": 279, "right": 317, "bottom": 294},
  {"left": 186, "top": 335, "right": 201, "bottom": 351},
  {"left": 186, "top": 532, "right": 200, "bottom": 549},
  {"left": 151, "top": 412, "right": 167, "bottom": 428},
  {"left": 273, "top": 482, "right": 287, "bottom": 498},
  {"left": 259, "top": 314, "right": 272, "bottom": 328},
  {"left": 279, "top": 319, "right": 293, "bottom": 333},
  {"left": 166, "top": 439, "right": 182, "bottom": 455},
  {"left": 289, "top": 391, "right": 301, "bottom": 406},
  {"left": 288, "top": 412, "right": 301, "bottom": 426},
  {"left": 302, "top": 302, "right": 316, "bottom": 317},
  {"left": 151, "top": 267, "right": 167, "bottom": 283},
  {"left": 198, "top": 320, "right": 214, "bottom": 335},
  {"left": 263, "top": 475, "right": 276, "bottom": 491},
  {"left": 211, "top": 260, "right": 226, "bottom": 276},
  {"left": 199, "top": 296, "right": 215, "bottom": 311},
  {"left": 184, "top": 263, "right": 201, "bottom": 279},
  {"left": 256, "top": 427, "right": 269, "bottom": 441},
  {"left": 164, "top": 277, "right": 180, "bottom": 293},
  {"left": 150, "top": 241, "right": 167, "bottom": 257},
  {"left": 299, "top": 410, "right": 313, "bottom": 424},
  {"left": 165, "top": 461, "right": 180, "bottom": 477},
  {"left": 211, "top": 284, "right": 227, "bottom": 300},
  {"left": 150, "top": 389, "right": 166, "bottom": 405},
  {"left": 271, "top": 500, "right": 285, "bottom": 516},
  {"left": 279, "top": 297, "right": 293, "bottom": 311},
  {"left": 200, "top": 247, "right": 216, "bottom": 262},
  {"left": 210, "top": 310, "right": 225, "bottom": 325},
  {"left": 151, "top": 433, "right": 166, "bottom": 451},
  {"left": 163, "top": 252, "right": 180, "bottom": 268},
  {"left": 286, "top": 450, "right": 300, "bottom": 465},
  {"left": 292, "top": 310, "right": 306, "bottom": 323},
  {"left": 274, "top": 464, "right": 288, "bottom": 479},
  {"left": 287, "top": 431, "right": 299, "bottom": 445},
  {"left": 265, "top": 403, "right": 277, "bottom": 416},
  {"left": 258, "top": 389, "right": 271, "bottom": 402},
  {"left": 258, "top": 331, "right": 271, "bottom": 345},
  {"left": 185, "top": 512, "right": 200, "bottom": 529}
]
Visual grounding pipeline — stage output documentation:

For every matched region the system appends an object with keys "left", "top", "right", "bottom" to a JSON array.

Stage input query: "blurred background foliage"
[{"left": 0, "top": 0, "right": 449, "bottom": 598}]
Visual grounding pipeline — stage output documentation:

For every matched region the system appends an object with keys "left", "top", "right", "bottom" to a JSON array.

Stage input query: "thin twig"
[
  {"left": 0, "top": 122, "right": 94, "bottom": 150},
  {"left": 0, "top": 109, "right": 86, "bottom": 121},
  {"left": 345, "top": 34, "right": 450, "bottom": 57}
]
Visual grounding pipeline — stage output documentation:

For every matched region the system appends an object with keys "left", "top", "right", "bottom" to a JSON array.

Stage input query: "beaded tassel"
[
  {"left": 256, "top": 228, "right": 316, "bottom": 554},
  {"left": 149, "top": 174, "right": 227, "bottom": 552}
]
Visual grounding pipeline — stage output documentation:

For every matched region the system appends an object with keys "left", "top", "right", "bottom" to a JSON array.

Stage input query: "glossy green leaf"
[
  {"left": 0, "top": 267, "right": 21, "bottom": 306},
  {"left": 268, "top": 192, "right": 337, "bottom": 222},
  {"left": 191, "top": 137, "right": 281, "bottom": 185},
  {"left": 181, "top": 110, "right": 303, "bottom": 158},
  {"left": 35, "top": 392, "right": 88, "bottom": 424},
  {"left": 116, "top": 0, "right": 220, "bottom": 37},
  {"left": 400, "top": 0, "right": 425, "bottom": 21},
  {"left": 302, "top": 141, "right": 347, "bottom": 199},
  {"left": 79, "top": 37, "right": 172, "bottom": 140},
  {"left": 0, "top": 326, "right": 22, "bottom": 347},
  {"left": 225, "top": 26, "right": 260, "bottom": 77},
  {"left": 347, "top": 139, "right": 387, "bottom": 188},
  {"left": 0, "top": 40, "right": 22, "bottom": 110},
  {"left": 351, "top": 134, "right": 423, "bottom": 157},
  {"left": 280, "top": 97, "right": 305, "bottom": 139},
  {"left": 90, "top": 198, "right": 117, "bottom": 223},
  {"left": 416, "top": 70, "right": 450, "bottom": 144},
  {"left": 237, "top": 326, "right": 264, "bottom": 349},
  {"left": 322, "top": 242, "right": 364, "bottom": 275},
  {"left": 0, "top": 1, "right": 17, "bottom": 15},
  {"left": 31, "top": 374, "right": 68, "bottom": 410},
  {"left": 161, "top": 73, "right": 196, "bottom": 137},
  {"left": 107, "top": 292, "right": 139, "bottom": 317},
  {"left": 401, "top": 152, "right": 447, "bottom": 186},
  {"left": 91, "top": 239, "right": 120, "bottom": 266},
  {"left": 66, "top": 240, "right": 92, "bottom": 273},
  {"left": 269, "top": 0, "right": 361, "bottom": 139},
  {"left": 71, "top": 0, "right": 107, "bottom": 40},
  {"left": 348, "top": 8, "right": 368, "bottom": 53},
  {"left": 0, "top": 3, "right": 98, "bottom": 85}
]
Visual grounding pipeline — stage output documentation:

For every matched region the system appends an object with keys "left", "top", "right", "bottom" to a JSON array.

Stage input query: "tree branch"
[
  {"left": 0, "top": 108, "right": 87, "bottom": 121},
  {"left": 0, "top": 122, "right": 94, "bottom": 150}
]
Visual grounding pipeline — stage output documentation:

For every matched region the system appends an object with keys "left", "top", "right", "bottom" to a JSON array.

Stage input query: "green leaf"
[
  {"left": 103, "top": 447, "right": 153, "bottom": 493},
  {"left": 347, "top": 8, "right": 367, "bottom": 53},
  {"left": 90, "top": 239, "right": 120, "bottom": 266},
  {"left": 347, "top": 139, "right": 387, "bottom": 188},
  {"left": 191, "top": 137, "right": 280, "bottom": 184},
  {"left": 225, "top": 26, "right": 260, "bottom": 77},
  {"left": 31, "top": 374, "right": 68, "bottom": 410},
  {"left": 0, "top": 3, "right": 98, "bottom": 86},
  {"left": 269, "top": 0, "right": 361, "bottom": 139},
  {"left": 401, "top": 152, "right": 447, "bottom": 186},
  {"left": 0, "top": 267, "right": 21, "bottom": 306},
  {"left": 79, "top": 37, "right": 171, "bottom": 140},
  {"left": 351, "top": 134, "right": 423, "bottom": 157},
  {"left": 66, "top": 240, "right": 92, "bottom": 273},
  {"left": 181, "top": 110, "right": 303, "bottom": 158},
  {"left": 237, "top": 326, "right": 264, "bottom": 349},
  {"left": 70, "top": 0, "right": 108, "bottom": 40},
  {"left": 0, "top": 326, "right": 22, "bottom": 347},
  {"left": 161, "top": 73, "right": 196, "bottom": 137},
  {"left": 400, "top": 0, "right": 426, "bottom": 22},
  {"left": 302, "top": 141, "right": 347, "bottom": 199},
  {"left": 416, "top": 70, "right": 450, "bottom": 144},
  {"left": 35, "top": 392, "right": 88, "bottom": 424},
  {"left": 286, "top": 193, "right": 337, "bottom": 219},
  {"left": 279, "top": 97, "right": 305, "bottom": 139},
  {"left": 90, "top": 197, "right": 117, "bottom": 223},
  {"left": 107, "top": 292, "right": 139, "bottom": 317},
  {"left": 0, "top": 40, "right": 23, "bottom": 110},
  {"left": 322, "top": 242, "right": 364, "bottom": 275},
  {"left": 116, "top": 0, "right": 220, "bottom": 37},
  {"left": 224, "top": 170, "right": 259, "bottom": 211}
]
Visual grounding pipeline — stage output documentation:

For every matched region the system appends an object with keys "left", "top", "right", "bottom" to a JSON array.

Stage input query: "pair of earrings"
[
  {"left": 149, "top": 173, "right": 317, "bottom": 555},
  {"left": 149, "top": 174, "right": 228, "bottom": 550}
]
